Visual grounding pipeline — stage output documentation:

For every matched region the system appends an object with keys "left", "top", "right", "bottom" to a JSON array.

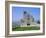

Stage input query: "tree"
[
  {"left": 24, "top": 11, "right": 27, "bottom": 14},
  {"left": 37, "top": 20, "right": 40, "bottom": 24}
]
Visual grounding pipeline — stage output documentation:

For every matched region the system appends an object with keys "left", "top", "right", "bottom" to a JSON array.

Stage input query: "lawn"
[{"left": 12, "top": 26, "right": 40, "bottom": 31}]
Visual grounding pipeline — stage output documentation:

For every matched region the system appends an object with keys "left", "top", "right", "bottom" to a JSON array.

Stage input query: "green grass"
[{"left": 12, "top": 26, "right": 40, "bottom": 31}]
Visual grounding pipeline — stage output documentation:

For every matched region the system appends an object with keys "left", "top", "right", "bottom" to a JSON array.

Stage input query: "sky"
[{"left": 12, "top": 7, "right": 40, "bottom": 22}]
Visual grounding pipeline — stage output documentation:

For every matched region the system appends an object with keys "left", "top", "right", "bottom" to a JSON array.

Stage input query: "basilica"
[{"left": 20, "top": 11, "right": 39, "bottom": 27}]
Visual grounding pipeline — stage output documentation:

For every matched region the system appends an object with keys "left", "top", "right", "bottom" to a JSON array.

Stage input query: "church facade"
[{"left": 20, "top": 11, "right": 38, "bottom": 27}]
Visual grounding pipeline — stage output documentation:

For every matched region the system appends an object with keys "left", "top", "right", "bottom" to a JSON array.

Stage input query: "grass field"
[{"left": 12, "top": 26, "right": 40, "bottom": 31}]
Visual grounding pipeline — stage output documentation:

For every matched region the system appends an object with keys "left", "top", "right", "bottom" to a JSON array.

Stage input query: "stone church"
[{"left": 20, "top": 11, "right": 37, "bottom": 27}]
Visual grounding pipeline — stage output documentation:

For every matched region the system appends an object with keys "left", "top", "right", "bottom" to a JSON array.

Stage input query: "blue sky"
[{"left": 12, "top": 7, "right": 40, "bottom": 22}]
